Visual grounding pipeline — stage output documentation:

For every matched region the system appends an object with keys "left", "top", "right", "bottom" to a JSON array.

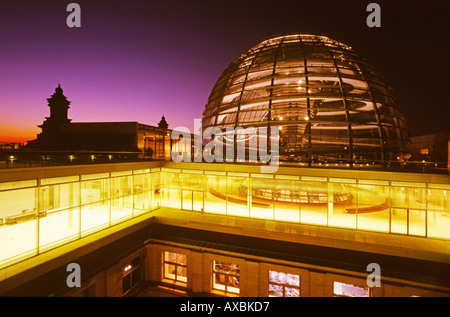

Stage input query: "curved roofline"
[
  {"left": 258, "top": 33, "right": 352, "bottom": 49},
  {"left": 232, "top": 34, "right": 353, "bottom": 62}
]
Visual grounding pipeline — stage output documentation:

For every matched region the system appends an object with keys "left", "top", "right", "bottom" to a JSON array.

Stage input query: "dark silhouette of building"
[
  {"left": 410, "top": 132, "right": 450, "bottom": 168},
  {"left": 158, "top": 115, "right": 168, "bottom": 130},
  {"left": 27, "top": 85, "right": 172, "bottom": 159}
]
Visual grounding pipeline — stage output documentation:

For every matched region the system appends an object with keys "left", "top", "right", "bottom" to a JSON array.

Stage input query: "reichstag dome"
[{"left": 202, "top": 34, "right": 410, "bottom": 167}]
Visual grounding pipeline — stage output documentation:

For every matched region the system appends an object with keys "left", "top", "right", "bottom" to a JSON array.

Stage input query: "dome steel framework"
[{"left": 202, "top": 34, "right": 410, "bottom": 167}]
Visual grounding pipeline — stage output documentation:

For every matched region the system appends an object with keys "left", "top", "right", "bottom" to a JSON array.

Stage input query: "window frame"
[
  {"left": 268, "top": 270, "right": 300, "bottom": 297},
  {"left": 163, "top": 251, "right": 188, "bottom": 284},
  {"left": 122, "top": 256, "right": 143, "bottom": 296},
  {"left": 212, "top": 260, "right": 240, "bottom": 295}
]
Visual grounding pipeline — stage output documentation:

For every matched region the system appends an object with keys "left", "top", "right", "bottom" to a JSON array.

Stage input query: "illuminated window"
[
  {"left": 163, "top": 252, "right": 187, "bottom": 284},
  {"left": 419, "top": 148, "right": 429, "bottom": 155},
  {"left": 333, "top": 281, "right": 370, "bottom": 297},
  {"left": 212, "top": 260, "right": 240, "bottom": 294},
  {"left": 268, "top": 270, "right": 300, "bottom": 297},
  {"left": 122, "top": 256, "right": 142, "bottom": 295}
]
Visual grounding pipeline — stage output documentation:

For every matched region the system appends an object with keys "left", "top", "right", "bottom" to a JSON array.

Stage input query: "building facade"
[
  {"left": 26, "top": 85, "right": 172, "bottom": 160},
  {"left": 410, "top": 132, "right": 450, "bottom": 169}
]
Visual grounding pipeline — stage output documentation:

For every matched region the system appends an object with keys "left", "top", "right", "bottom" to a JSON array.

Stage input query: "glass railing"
[{"left": 1, "top": 162, "right": 449, "bottom": 269}]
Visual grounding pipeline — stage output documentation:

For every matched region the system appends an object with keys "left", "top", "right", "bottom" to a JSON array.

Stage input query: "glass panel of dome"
[
  {"left": 275, "top": 65, "right": 305, "bottom": 75},
  {"left": 239, "top": 110, "right": 267, "bottom": 125},
  {"left": 222, "top": 92, "right": 241, "bottom": 104},
  {"left": 227, "top": 83, "right": 244, "bottom": 95},
  {"left": 232, "top": 66, "right": 248, "bottom": 78},
  {"left": 245, "top": 79, "right": 272, "bottom": 90},
  {"left": 240, "top": 88, "right": 263, "bottom": 101},
  {"left": 336, "top": 67, "right": 356, "bottom": 76},
  {"left": 247, "top": 69, "right": 273, "bottom": 80},
  {"left": 202, "top": 34, "right": 410, "bottom": 167},
  {"left": 341, "top": 77, "right": 369, "bottom": 90},
  {"left": 307, "top": 66, "right": 337, "bottom": 76},
  {"left": 350, "top": 110, "right": 378, "bottom": 124}
]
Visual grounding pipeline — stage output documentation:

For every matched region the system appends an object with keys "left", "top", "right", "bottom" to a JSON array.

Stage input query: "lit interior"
[
  {"left": 202, "top": 34, "right": 410, "bottom": 165},
  {"left": 0, "top": 166, "right": 449, "bottom": 268}
]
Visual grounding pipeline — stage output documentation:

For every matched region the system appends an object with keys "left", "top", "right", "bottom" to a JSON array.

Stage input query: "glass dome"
[{"left": 202, "top": 34, "right": 410, "bottom": 167}]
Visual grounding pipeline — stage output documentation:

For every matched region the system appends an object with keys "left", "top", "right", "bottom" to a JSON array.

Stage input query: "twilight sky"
[{"left": 0, "top": 0, "right": 449, "bottom": 142}]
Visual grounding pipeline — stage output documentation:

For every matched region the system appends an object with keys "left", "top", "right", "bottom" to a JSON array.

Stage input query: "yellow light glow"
[
  {"left": 124, "top": 264, "right": 132, "bottom": 272},
  {"left": 2, "top": 164, "right": 450, "bottom": 272},
  {"left": 304, "top": 116, "right": 309, "bottom": 121}
]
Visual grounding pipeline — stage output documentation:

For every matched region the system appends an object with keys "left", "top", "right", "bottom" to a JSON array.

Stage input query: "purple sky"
[{"left": 1, "top": 0, "right": 449, "bottom": 142}]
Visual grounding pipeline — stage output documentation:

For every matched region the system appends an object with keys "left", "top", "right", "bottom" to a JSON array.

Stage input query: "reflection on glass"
[
  {"left": 202, "top": 34, "right": 410, "bottom": 166},
  {"left": 0, "top": 187, "right": 37, "bottom": 264},
  {"left": 122, "top": 256, "right": 142, "bottom": 295},
  {"left": 268, "top": 270, "right": 300, "bottom": 297},
  {"left": 273, "top": 179, "right": 300, "bottom": 222},
  {"left": 212, "top": 261, "right": 240, "bottom": 294},
  {"left": 205, "top": 174, "right": 226, "bottom": 214},
  {"left": 357, "top": 184, "right": 389, "bottom": 232},
  {"left": 1, "top": 166, "right": 450, "bottom": 270},
  {"left": 333, "top": 281, "right": 369, "bottom": 297},
  {"left": 163, "top": 251, "right": 187, "bottom": 283},
  {"left": 162, "top": 172, "right": 181, "bottom": 209},
  {"left": 39, "top": 207, "right": 79, "bottom": 251},
  {"left": 227, "top": 176, "right": 249, "bottom": 217},
  {"left": 250, "top": 177, "right": 275, "bottom": 220}
]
